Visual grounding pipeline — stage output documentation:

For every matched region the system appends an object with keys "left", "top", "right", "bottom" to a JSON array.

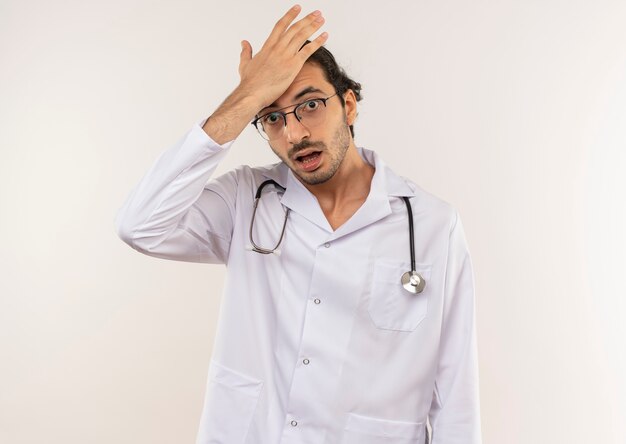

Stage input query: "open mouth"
[
  {"left": 294, "top": 151, "right": 322, "bottom": 171},
  {"left": 295, "top": 151, "right": 321, "bottom": 163}
]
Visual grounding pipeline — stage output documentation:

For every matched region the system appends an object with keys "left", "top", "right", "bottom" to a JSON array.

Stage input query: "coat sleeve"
[
  {"left": 428, "top": 210, "right": 482, "bottom": 444},
  {"left": 115, "top": 118, "right": 238, "bottom": 264}
]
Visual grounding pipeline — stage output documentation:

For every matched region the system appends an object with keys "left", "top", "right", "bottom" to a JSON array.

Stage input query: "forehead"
[{"left": 272, "top": 62, "right": 334, "bottom": 107}]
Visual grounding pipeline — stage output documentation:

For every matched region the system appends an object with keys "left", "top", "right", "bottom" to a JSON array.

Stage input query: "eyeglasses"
[{"left": 251, "top": 93, "right": 338, "bottom": 141}]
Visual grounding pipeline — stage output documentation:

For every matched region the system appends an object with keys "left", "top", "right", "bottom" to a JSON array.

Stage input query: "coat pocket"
[
  {"left": 196, "top": 361, "right": 263, "bottom": 444},
  {"left": 368, "top": 259, "right": 432, "bottom": 332},
  {"left": 341, "top": 412, "right": 425, "bottom": 444}
]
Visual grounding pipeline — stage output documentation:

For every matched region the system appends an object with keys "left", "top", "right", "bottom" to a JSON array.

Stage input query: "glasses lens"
[
  {"left": 259, "top": 112, "right": 285, "bottom": 141},
  {"left": 255, "top": 98, "right": 329, "bottom": 141},
  {"left": 295, "top": 99, "right": 326, "bottom": 128},
  {"left": 256, "top": 124, "right": 270, "bottom": 141}
]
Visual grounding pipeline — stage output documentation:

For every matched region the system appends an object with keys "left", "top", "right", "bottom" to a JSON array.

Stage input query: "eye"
[
  {"left": 301, "top": 100, "right": 321, "bottom": 112},
  {"left": 262, "top": 112, "right": 283, "bottom": 126}
]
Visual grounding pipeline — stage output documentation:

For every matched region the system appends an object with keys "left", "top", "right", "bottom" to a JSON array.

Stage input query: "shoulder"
[
  {"left": 402, "top": 177, "right": 459, "bottom": 233},
  {"left": 365, "top": 146, "right": 460, "bottom": 232},
  {"left": 232, "top": 161, "right": 286, "bottom": 186},
  {"left": 207, "top": 160, "right": 285, "bottom": 188}
]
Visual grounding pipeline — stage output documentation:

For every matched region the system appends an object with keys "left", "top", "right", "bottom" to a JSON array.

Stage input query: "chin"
[{"left": 298, "top": 168, "right": 336, "bottom": 186}]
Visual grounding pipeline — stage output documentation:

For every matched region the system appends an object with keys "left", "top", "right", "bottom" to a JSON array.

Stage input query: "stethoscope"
[{"left": 249, "top": 179, "right": 426, "bottom": 294}]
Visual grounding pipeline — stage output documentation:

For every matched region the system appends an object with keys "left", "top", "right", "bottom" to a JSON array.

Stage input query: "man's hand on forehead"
[
  {"left": 237, "top": 5, "right": 329, "bottom": 110},
  {"left": 200, "top": 5, "right": 327, "bottom": 145}
]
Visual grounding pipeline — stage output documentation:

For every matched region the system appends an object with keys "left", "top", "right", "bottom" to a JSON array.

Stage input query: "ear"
[{"left": 343, "top": 89, "right": 358, "bottom": 126}]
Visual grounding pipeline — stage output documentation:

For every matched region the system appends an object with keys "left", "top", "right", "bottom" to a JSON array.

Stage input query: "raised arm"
[{"left": 115, "top": 5, "right": 328, "bottom": 264}]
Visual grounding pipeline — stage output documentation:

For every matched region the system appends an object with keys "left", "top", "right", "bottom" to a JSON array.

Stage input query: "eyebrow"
[{"left": 259, "top": 87, "right": 327, "bottom": 115}]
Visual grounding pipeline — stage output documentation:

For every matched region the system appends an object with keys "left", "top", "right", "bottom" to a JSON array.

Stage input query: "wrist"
[
  {"left": 201, "top": 87, "right": 264, "bottom": 145},
  {"left": 232, "top": 83, "right": 266, "bottom": 114}
]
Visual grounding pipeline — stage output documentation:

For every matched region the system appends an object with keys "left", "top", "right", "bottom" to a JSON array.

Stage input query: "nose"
[{"left": 284, "top": 112, "right": 310, "bottom": 145}]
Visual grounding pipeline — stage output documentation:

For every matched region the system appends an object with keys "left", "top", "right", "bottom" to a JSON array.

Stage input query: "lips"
[
  {"left": 294, "top": 150, "right": 322, "bottom": 172},
  {"left": 293, "top": 149, "right": 322, "bottom": 162}
]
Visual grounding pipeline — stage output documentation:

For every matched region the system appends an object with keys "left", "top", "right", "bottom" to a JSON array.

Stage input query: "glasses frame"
[{"left": 251, "top": 93, "right": 338, "bottom": 141}]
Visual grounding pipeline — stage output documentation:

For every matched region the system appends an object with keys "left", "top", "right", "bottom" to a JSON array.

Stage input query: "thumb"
[
  {"left": 238, "top": 40, "right": 252, "bottom": 77},
  {"left": 240, "top": 40, "right": 252, "bottom": 61}
]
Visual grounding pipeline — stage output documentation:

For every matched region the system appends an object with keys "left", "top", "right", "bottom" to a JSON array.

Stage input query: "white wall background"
[{"left": 1, "top": 0, "right": 625, "bottom": 443}]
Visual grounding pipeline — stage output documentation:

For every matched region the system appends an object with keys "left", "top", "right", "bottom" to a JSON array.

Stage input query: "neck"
[{"left": 303, "top": 143, "right": 375, "bottom": 213}]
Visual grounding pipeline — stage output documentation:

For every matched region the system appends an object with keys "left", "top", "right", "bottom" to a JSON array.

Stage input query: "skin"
[{"left": 202, "top": 5, "right": 374, "bottom": 230}]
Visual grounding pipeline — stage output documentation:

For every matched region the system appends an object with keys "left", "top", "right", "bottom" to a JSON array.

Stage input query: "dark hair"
[{"left": 301, "top": 41, "right": 362, "bottom": 138}]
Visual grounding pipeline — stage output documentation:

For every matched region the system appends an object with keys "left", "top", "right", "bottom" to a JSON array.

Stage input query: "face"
[{"left": 260, "top": 63, "right": 356, "bottom": 186}]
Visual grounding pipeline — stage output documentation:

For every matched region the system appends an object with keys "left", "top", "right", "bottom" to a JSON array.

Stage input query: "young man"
[{"left": 116, "top": 5, "right": 482, "bottom": 444}]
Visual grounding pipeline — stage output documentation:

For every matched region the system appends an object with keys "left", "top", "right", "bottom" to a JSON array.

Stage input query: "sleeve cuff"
[{"left": 192, "top": 117, "right": 236, "bottom": 151}]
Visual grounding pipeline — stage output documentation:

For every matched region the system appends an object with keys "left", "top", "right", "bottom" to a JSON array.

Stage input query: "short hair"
[{"left": 301, "top": 41, "right": 362, "bottom": 138}]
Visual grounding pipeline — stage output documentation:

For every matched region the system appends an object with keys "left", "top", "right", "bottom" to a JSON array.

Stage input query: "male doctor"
[{"left": 116, "top": 5, "right": 482, "bottom": 444}]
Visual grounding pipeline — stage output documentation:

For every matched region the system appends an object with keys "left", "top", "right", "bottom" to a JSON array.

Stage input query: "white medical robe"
[{"left": 115, "top": 119, "right": 482, "bottom": 444}]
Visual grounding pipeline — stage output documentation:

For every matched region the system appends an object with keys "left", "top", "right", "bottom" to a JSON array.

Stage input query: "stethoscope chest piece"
[{"left": 402, "top": 270, "right": 426, "bottom": 294}]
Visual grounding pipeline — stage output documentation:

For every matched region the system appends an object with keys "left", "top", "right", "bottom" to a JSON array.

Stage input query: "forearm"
[{"left": 202, "top": 86, "right": 263, "bottom": 145}]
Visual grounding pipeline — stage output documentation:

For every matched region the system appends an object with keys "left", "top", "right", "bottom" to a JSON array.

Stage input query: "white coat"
[{"left": 115, "top": 118, "right": 482, "bottom": 444}]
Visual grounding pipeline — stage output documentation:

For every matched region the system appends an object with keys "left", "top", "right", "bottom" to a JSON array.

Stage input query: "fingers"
[
  {"left": 235, "top": 5, "right": 329, "bottom": 107},
  {"left": 264, "top": 5, "right": 302, "bottom": 48},
  {"left": 283, "top": 10, "right": 323, "bottom": 43},
  {"left": 264, "top": 7, "right": 325, "bottom": 54},
  {"left": 286, "top": 12, "right": 325, "bottom": 53},
  {"left": 296, "top": 31, "right": 329, "bottom": 60}
]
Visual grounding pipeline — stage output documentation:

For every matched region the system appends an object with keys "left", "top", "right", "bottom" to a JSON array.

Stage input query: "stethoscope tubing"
[
  {"left": 249, "top": 179, "right": 425, "bottom": 293},
  {"left": 401, "top": 196, "right": 416, "bottom": 273},
  {"left": 249, "top": 180, "right": 289, "bottom": 254}
]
